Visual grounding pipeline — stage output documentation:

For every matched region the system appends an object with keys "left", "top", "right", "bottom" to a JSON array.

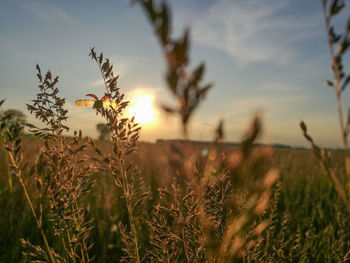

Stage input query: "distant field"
[{"left": 1, "top": 137, "right": 349, "bottom": 262}]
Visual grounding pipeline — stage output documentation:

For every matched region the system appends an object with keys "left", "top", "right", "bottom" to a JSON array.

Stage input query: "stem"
[
  {"left": 119, "top": 156, "right": 141, "bottom": 263},
  {"left": 321, "top": 0, "right": 350, "bottom": 212},
  {"left": 127, "top": 203, "right": 141, "bottom": 263},
  {"left": 74, "top": 201, "right": 89, "bottom": 263},
  {"left": 66, "top": 231, "right": 77, "bottom": 263},
  {"left": 93, "top": 53, "right": 111, "bottom": 96},
  {"left": 322, "top": 0, "right": 348, "bottom": 150},
  {"left": 93, "top": 49, "right": 141, "bottom": 262},
  {"left": 166, "top": 248, "right": 171, "bottom": 263},
  {"left": 181, "top": 228, "right": 190, "bottom": 263},
  {"left": 17, "top": 173, "right": 57, "bottom": 263},
  {"left": 67, "top": 233, "right": 76, "bottom": 263}
]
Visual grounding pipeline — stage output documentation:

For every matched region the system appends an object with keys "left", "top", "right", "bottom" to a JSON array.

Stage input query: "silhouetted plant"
[
  {"left": 133, "top": 1, "right": 279, "bottom": 262},
  {"left": 88, "top": 48, "right": 145, "bottom": 263},
  {"left": 300, "top": 0, "right": 350, "bottom": 212},
  {"left": 5, "top": 65, "right": 95, "bottom": 263},
  {"left": 1, "top": 99, "right": 59, "bottom": 262},
  {"left": 133, "top": 0, "right": 212, "bottom": 137},
  {"left": 0, "top": 1, "right": 302, "bottom": 262},
  {"left": 0, "top": 101, "right": 26, "bottom": 192}
]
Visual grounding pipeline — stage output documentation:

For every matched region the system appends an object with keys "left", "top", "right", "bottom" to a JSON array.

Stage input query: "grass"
[
  {"left": 1, "top": 0, "right": 350, "bottom": 262},
  {"left": 1, "top": 141, "right": 350, "bottom": 262}
]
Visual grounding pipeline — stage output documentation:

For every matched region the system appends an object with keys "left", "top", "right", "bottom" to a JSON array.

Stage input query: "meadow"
[
  {"left": 1, "top": 0, "right": 350, "bottom": 262},
  {"left": 1, "top": 138, "right": 350, "bottom": 262}
]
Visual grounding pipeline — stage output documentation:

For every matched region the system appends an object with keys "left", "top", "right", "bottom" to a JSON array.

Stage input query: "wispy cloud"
[
  {"left": 87, "top": 55, "right": 148, "bottom": 89},
  {"left": 108, "top": 55, "right": 148, "bottom": 78},
  {"left": 88, "top": 79, "right": 105, "bottom": 89},
  {"left": 22, "top": 0, "right": 73, "bottom": 23},
  {"left": 177, "top": 0, "right": 320, "bottom": 66}
]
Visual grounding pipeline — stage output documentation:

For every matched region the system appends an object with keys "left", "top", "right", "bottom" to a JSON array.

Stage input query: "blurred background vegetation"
[{"left": 1, "top": 138, "right": 350, "bottom": 262}]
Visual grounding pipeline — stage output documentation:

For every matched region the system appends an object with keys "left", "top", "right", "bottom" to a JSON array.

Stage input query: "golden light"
[{"left": 128, "top": 92, "right": 157, "bottom": 126}]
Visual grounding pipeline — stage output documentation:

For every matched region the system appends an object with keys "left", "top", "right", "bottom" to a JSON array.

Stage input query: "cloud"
[
  {"left": 110, "top": 55, "right": 148, "bottom": 77},
  {"left": 88, "top": 79, "right": 105, "bottom": 89},
  {"left": 176, "top": 0, "right": 320, "bottom": 66},
  {"left": 87, "top": 55, "right": 148, "bottom": 88},
  {"left": 22, "top": 0, "right": 73, "bottom": 23}
]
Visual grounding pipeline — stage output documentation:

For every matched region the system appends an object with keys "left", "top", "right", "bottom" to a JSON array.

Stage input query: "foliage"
[
  {"left": 300, "top": 0, "right": 350, "bottom": 213},
  {"left": 134, "top": 0, "right": 211, "bottom": 136},
  {"left": 0, "top": 66, "right": 96, "bottom": 263},
  {"left": 1, "top": 0, "right": 349, "bottom": 262}
]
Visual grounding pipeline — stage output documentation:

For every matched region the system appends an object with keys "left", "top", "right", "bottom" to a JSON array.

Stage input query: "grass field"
[
  {"left": 1, "top": 137, "right": 350, "bottom": 262},
  {"left": 1, "top": 0, "right": 350, "bottom": 262}
]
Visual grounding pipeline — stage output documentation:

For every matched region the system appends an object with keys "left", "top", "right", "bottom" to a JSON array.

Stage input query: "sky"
[{"left": 1, "top": 0, "right": 350, "bottom": 147}]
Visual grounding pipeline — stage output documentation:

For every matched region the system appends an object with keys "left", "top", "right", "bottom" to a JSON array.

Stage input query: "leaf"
[
  {"left": 89, "top": 47, "right": 96, "bottom": 60},
  {"left": 299, "top": 121, "right": 318, "bottom": 151},
  {"left": 161, "top": 104, "right": 176, "bottom": 114},
  {"left": 105, "top": 64, "right": 113, "bottom": 77},
  {"left": 99, "top": 52, "right": 103, "bottom": 65},
  {"left": 160, "top": 1, "right": 170, "bottom": 44},
  {"left": 23, "top": 122, "right": 38, "bottom": 129},
  {"left": 215, "top": 119, "right": 224, "bottom": 142},
  {"left": 341, "top": 75, "right": 350, "bottom": 92},
  {"left": 330, "top": 27, "right": 341, "bottom": 43},
  {"left": 46, "top": 71, "right": 52, "bottom": 80},
  {"left": 338, "top": 39, "right": 350, "bottom": 55},
  {"left": 324, "top": 80, "right": 334, "bottom": 87},
  {"left": 62, "top": 125, "right": 69, "bottom": 131},
  {"left": 36, "top": 64, "right": 41, "bottom": 75},
  {"left": 197, "top": 84, "right": 212, "bottom": 100},
  {"left": 191, "top": 63, "right": 205, "bottom": 87},
  {"left": 143, "top": 0, "right": 157, "bottom": 24},
  {"left": 329, "top": 0, "right": 345, "bottom": 16},
  {"left": 300, "top": 121, "right": 307, "bottom": 133}
]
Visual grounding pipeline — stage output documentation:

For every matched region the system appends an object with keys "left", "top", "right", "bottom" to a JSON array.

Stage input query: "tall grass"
[
  {"left": 1, "top": 0, "right": 350, "bottom": 262},
  {"left": 300, "top": 0, "right": 350, "bottom": 213}
]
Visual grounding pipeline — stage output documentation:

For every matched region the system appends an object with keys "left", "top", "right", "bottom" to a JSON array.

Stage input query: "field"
[
  {"left": 1, "top": 0, "right": 350, "bottom": 262},
  {"left": 1, "top": 137, "right": 350, "bottom": 262}
]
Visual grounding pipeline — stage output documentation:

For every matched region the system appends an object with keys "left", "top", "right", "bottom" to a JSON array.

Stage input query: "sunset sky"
[{"left": 1, "top": 0, "right": 350, "bottom": 147}]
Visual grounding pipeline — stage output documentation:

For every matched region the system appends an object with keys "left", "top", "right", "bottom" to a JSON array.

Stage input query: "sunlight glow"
[{"left": 128, "top": 92, "right": 157, "bottom": 126}]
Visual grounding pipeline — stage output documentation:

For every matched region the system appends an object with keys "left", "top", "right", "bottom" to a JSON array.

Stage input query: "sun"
[{"left": 128, "top": 92, "right": 157, "bottom": 126}]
